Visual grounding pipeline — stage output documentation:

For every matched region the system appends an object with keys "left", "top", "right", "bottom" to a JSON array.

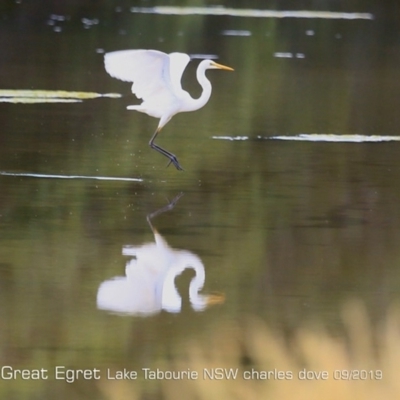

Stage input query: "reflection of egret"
[
  {"left": 104, "top": 50, "right": 234, "bottom": 170},
  {"left": 96, "top": 194, "right": 224, "bottom": 316}
]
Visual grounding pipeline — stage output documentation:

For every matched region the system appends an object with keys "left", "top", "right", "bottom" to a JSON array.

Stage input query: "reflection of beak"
[
  {"left": 211, "top": 61, "right": 234, "bottom": 71},
  {"left": 205, "top": 292, "right": 226, "bottom": 306}
]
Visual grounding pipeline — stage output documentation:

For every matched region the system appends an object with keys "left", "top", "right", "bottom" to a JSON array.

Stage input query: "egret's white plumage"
[
  {"left": 96, "top": 194, "right": 224, "bottom": 315},
  {"left": 104, "top": 49, "right": 233, "bottom": 170},
  {"left": 96, "top": 233, "right": 210, "bottom": 315}
]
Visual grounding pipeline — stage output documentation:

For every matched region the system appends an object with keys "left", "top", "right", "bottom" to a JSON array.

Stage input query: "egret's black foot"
[
  {"left": 149, "top": 127, "right": 183, "bottom": 171},
  {"left": 166, "top": 156, "right": 184, "bottom": 171},
  {"left": 150, "top": 142, "right": 184, "bottom": 171}
]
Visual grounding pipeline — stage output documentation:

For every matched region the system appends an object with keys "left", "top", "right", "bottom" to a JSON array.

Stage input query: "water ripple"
[
  {"left": 268, "top": 134, "right": 400, "bottom": 142},
  {"left": 130, "top": 7, "right": 374, "bottom": 20},
  {"left": 0, "top": 172, "right": 142, "bottom": 182}
]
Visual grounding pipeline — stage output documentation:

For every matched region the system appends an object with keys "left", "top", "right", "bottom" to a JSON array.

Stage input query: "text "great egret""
[{"left": 104, "top": 49, "right": 234, "bottom": 170}]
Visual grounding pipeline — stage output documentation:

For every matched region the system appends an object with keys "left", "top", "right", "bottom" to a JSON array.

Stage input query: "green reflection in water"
[{"left": 1, "top": 1, "right": 400, "bottom": 399}]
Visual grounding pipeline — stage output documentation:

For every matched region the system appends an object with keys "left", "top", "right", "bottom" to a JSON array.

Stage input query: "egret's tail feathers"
[{"left": 127, "top": 105, "right": 143, "bottom": 111}]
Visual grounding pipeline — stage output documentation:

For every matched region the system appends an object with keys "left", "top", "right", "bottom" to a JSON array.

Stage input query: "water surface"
[{"left": 1, "top": 1, "right": 400, "bottom": 399}]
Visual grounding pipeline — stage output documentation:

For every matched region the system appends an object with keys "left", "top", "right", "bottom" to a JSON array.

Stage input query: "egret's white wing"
[
  {"left": 104, "top": 49, "right": 189, "bottom": 101},
  {"left": 168, "top": 52, "right": 190, "bottom": 94}
]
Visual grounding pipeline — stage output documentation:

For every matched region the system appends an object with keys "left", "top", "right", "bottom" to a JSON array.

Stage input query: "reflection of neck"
[{"left": 161, "top": 254, "right": 205, "bottom": 312}]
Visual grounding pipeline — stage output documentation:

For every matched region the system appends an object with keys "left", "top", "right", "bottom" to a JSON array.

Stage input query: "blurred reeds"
[{"left": 98, "top": 301, "right": 400, "bottom": 400}]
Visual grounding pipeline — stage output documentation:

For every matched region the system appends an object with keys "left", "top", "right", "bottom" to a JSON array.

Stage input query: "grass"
[{"left": 98, "top": 300, "right": 400, "bottom": 400}]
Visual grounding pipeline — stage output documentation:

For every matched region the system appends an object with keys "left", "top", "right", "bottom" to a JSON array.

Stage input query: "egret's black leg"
[
  {"left": 146, "top": 193, "right": 184, "bottom": 232},
  {"left": 149, "top": 128, "right": 184, "bottom": 171}
]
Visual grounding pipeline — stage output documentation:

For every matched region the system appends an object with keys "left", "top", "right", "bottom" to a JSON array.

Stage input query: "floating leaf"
[
  {"left": 0, "top": 171, "right": 142, "bottom": 182},
  {"left": 269, "top": 134, "right": 400, "bottom": 142},
  {"left": 130, "top": 7, "right": 374, "bottom": 20},
  {"left": 0, "top": 89, "right": 121, "bottom": 103}
]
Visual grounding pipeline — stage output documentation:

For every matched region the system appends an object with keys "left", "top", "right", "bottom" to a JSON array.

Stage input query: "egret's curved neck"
[
  {"left": 188, "top": 260, "right": 205, "bottom": 297},
  {"left": 161, "top": 255, "right": 205, "bottom": 312},
  {"left": 182, "top": 61, "right": 212, "bottom": 112}
]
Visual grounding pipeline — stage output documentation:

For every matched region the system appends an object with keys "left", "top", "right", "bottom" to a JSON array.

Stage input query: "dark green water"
[{"left": 1, "top": 1, "right": 400, "bottom": 399}]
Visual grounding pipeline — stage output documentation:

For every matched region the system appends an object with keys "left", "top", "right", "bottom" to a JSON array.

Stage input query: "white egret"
[
  {"left": 104, "top": 49, "right": 234, "bottom": 170},
  {"left": 96, "top": 194, "right": 224, "bottom": 315}
]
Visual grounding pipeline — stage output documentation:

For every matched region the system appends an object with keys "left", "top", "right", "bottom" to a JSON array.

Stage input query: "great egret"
[
  {"left": 104, "top": 50, "right": 234, "bottom": 170},
  {"left": 96, "top": 194, "right": 224, "bottom": 315}
]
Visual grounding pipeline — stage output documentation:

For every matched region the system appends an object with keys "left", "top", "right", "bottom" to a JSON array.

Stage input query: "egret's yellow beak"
[
  {"left": 211, "top": 61, "right": 234, "bottom": 71},
  {"left": 205, "top": 292, "right": 226, "bottom": 307}
]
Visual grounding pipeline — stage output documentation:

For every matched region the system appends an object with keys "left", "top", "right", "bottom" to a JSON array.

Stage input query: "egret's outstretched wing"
[
  {"left": 168, "top": 52, "right": 191, "bottom": 94},
  {"left": 104, "top": 49, "right": 190, "bottom": 101}
]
